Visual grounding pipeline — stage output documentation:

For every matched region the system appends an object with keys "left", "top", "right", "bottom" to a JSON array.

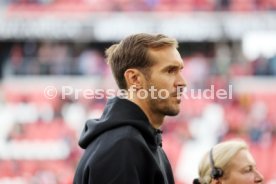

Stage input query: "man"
[
  {"left": 193, "top": 140, "right": 264, "bottom": 184},
  {"left": 74, "top": 33, "right": 186, "bottom": 184}
]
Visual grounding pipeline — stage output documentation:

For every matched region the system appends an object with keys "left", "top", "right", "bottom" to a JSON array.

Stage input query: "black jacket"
[{"left": 73, "top": 97, "right": 175, "bottom": 184}]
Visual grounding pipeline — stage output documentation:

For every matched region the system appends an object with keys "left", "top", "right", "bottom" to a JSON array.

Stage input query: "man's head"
[
  {"left": 105, "top": 33, "right": 186, "bottom": 128},
  {"left": 105, "top": 33, "right": 178, "bottom": 89}
]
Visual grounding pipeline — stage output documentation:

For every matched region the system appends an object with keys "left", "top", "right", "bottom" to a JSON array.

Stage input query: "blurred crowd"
[
  {"left": 1, "top": 0, "right": 276, "bottom": 12},
  {"left": 3, "top": 41, "right": 276, "bottom": 77},
  {"left": 5, "top": 42, "right": 108, "bottom": 77}
]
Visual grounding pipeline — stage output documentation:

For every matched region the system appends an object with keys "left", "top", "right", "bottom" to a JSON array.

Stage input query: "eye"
[
  {"left": 168, "top": 67, "right": 177, "bottom": 74},
  {"left": 245, "top": 166, "right": 254, "bottom": 172}
]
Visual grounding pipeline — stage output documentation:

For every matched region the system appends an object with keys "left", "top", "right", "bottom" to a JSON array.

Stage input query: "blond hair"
[
  {"left": 105, "top": 33, "right": 178, "bottom": 89},
  {"left": 197, "top": 140, "right": 248, "bottom": 184}
]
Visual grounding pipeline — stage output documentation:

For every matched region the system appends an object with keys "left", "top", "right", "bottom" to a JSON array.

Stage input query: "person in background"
[
  {"left": 193, "top": 140, "right": 264, "bottom": 184},
  {"left": 73, "top": 33, "right": 186, "bottom": 184}
]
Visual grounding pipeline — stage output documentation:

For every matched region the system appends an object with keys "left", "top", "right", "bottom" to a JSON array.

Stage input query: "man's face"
[
  {"left": 144, "top": 46, "right": 186, "bottom": 116},
  {"left": 221, "top": 149, "right": 263, "bottom": 184}
]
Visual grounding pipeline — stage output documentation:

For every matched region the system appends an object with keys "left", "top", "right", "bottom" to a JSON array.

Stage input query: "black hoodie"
[{"left": 73, "top": 97, "right": 175, "bottom": 184}]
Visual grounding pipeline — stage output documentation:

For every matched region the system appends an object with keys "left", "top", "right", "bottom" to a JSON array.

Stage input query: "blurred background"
[{"left": 1, "top": 0, "right": 276, "bottom": 183}]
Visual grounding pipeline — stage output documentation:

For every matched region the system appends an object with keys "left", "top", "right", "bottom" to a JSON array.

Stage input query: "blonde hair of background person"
[{"left": 193, "top": 140, "right": 264, "bottom": 184}]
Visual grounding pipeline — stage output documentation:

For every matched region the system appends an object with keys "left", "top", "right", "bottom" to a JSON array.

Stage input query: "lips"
[
  {"left": 172, "top": 87, "right": 184, "bottom": 96},
  {"left": 171, "top": 92, "right": 182, "bottom": 98},
  {"left": 171, "top": 94, "right": 182, "bottom": 103}
]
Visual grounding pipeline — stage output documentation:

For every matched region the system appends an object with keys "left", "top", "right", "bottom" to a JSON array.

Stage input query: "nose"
[
  {"left": 175, "top": 73, "right": 187, "bottom": 89},
  {"left": 254, "top": 169, "right": 264, "bottom": 183}
]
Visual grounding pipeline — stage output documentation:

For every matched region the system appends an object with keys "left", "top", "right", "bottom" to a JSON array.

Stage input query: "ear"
[{"left": 124, "top": 68, "right": 145, "bottom": 89}]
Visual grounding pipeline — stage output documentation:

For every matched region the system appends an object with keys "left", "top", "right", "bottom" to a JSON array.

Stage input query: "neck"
[{"left": 128, "top": 97, "right": 164, "bottom": 129}]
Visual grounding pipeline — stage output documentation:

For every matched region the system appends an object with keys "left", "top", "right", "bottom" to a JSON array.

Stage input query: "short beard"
[
  {"left": 146, "top": 88, "right": 180, "bottom": 116},
  {"left": 144, "top": 76, "right": 179, "bottom": 117}
]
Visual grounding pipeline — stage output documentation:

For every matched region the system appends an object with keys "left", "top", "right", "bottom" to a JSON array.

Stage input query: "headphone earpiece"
[
  {"left": 211, "top": 167, "right": 224, "bottom": 180},
  {"left": 209, "top": 148, "right": 224, "bottom": 180}
]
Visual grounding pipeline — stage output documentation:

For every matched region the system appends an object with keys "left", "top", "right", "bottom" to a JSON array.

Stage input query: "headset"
[{"left": 209, "top": 147, "right": 224, "bottom": 180}]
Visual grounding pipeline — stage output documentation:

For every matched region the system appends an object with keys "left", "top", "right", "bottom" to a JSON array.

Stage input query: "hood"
[{"left": 79, "top": 97, "right": 162, "bottom": 149}]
